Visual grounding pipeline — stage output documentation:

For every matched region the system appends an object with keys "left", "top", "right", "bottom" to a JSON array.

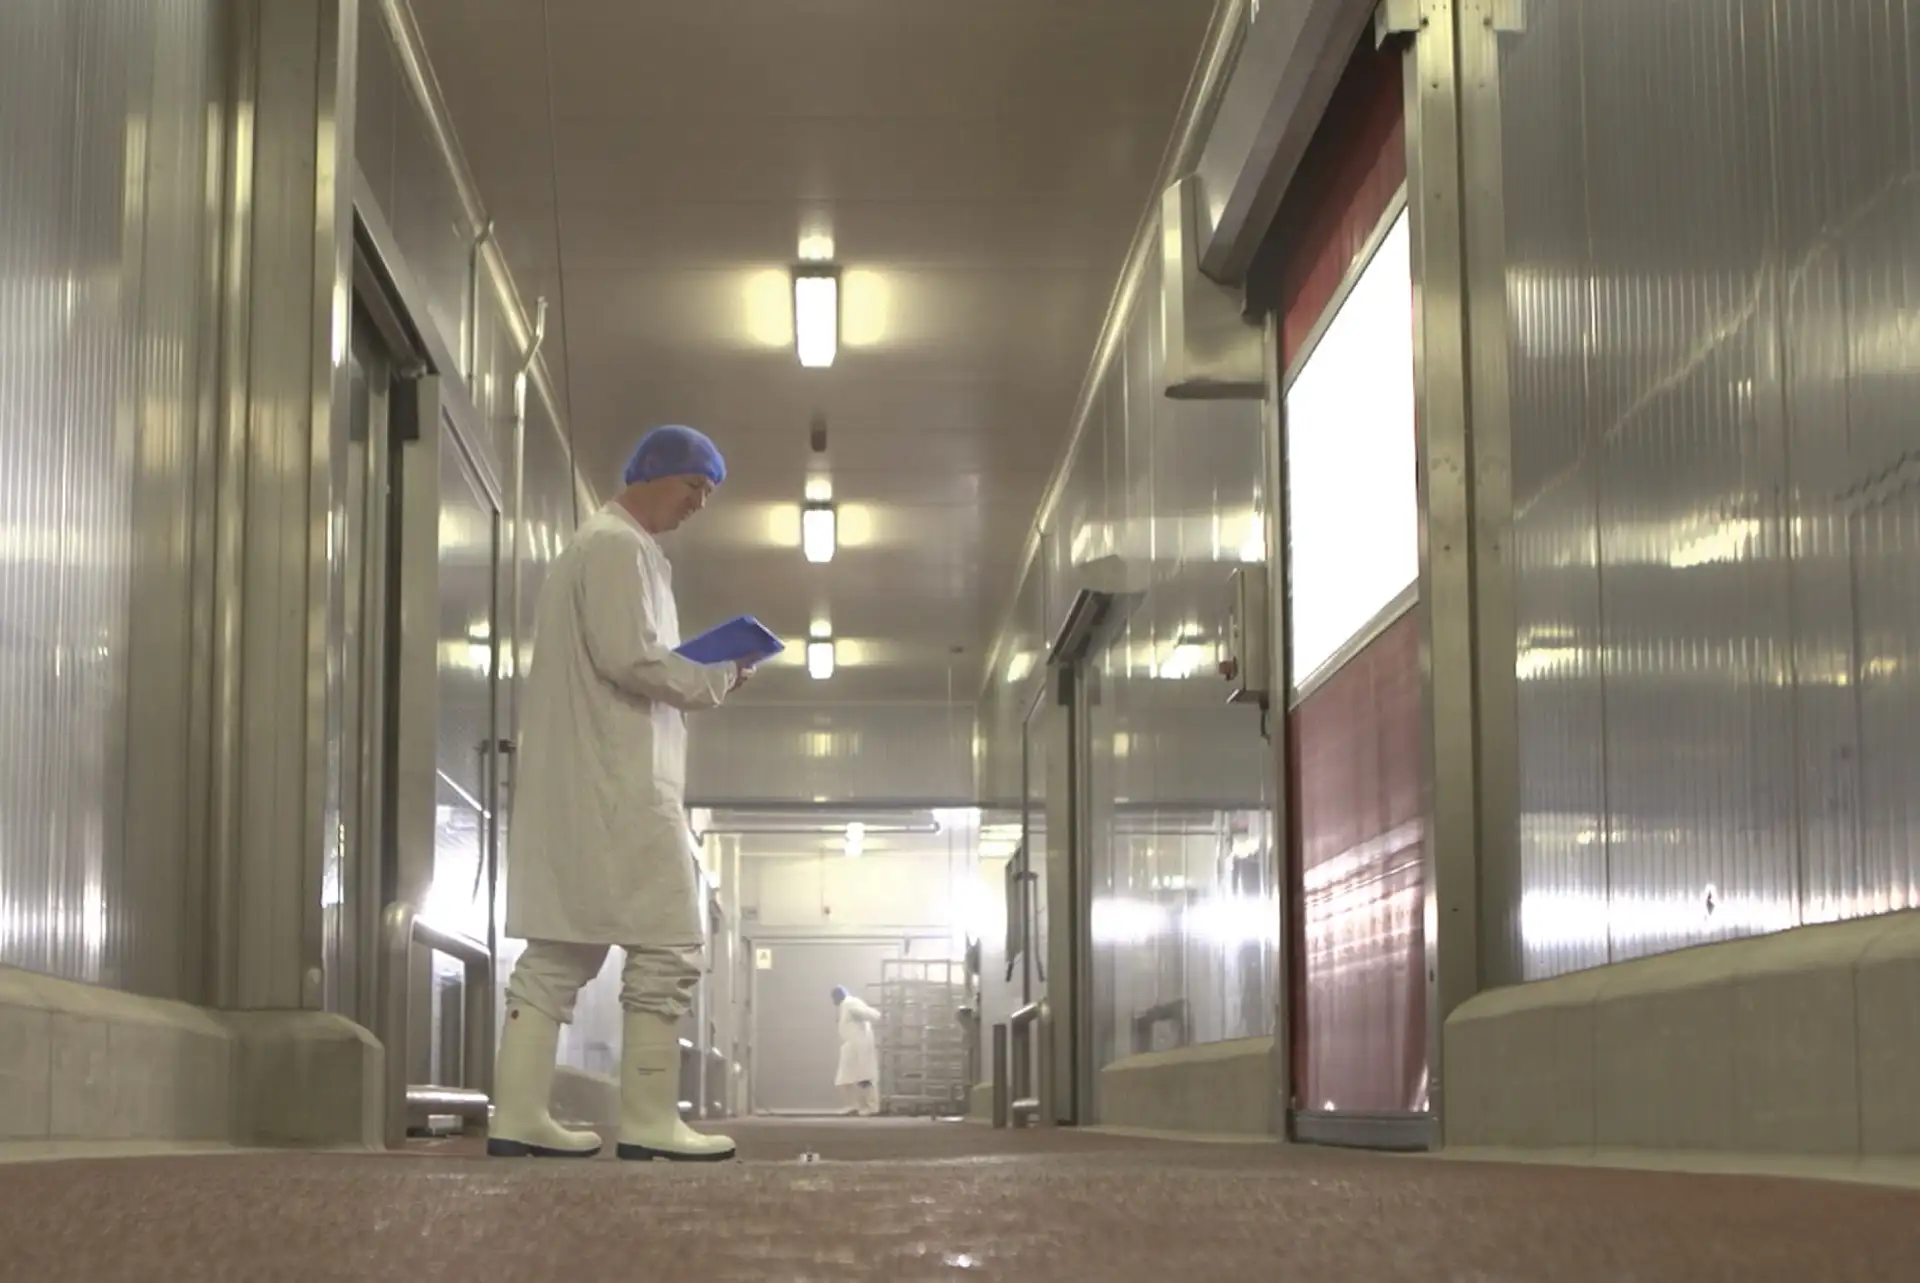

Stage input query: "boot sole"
[
  {"left": 487, "top": 1138, "right": 602, "bottom": 1159},
  {"left": 616, "top": 1143, "right": 737, "bottom": 1163}
]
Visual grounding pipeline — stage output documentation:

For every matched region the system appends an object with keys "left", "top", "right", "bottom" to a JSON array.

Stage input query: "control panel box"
[{"left": 1217, "top": 564, "right": 1271, "bottom": 707}]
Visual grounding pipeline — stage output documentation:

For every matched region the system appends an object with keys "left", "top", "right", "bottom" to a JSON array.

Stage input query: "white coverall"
[
  {"left": 504, "top": 502, "right": 731, "bottom": 1020},
  {"left": 835, "top": 996, "right": 883, "bottom": 1115}
]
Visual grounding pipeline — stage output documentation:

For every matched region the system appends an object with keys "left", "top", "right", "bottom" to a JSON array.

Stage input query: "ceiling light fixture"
[
  {"left": 807, "top": 638, "right": 837, "bottom": 681},
  {"left": 801, "top": 501, "right": 837, "bottom": 564},
  {"left": 792, "top": 265, "right": 839, "bottom": 369}
]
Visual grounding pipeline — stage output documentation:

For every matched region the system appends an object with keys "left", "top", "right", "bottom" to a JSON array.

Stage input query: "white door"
[{"left": 749, "top": 939, "right": 902, "bottom": 1113}]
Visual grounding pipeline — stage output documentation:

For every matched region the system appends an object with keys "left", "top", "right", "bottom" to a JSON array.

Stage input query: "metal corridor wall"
[
  {"left": 1487, "top": 0, "right": 1920, "bottom": 979},
  {"left": 0, "top": 1, "right": 226, "bottom": 999}
]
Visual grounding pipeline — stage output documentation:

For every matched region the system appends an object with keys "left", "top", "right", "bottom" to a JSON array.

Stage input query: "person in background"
[
  {"left": 832, "top": 985, "right": 883, "bottom": 1117},
  {"left": 489, "top": 424, "right": 749, "bottom": 1163}
]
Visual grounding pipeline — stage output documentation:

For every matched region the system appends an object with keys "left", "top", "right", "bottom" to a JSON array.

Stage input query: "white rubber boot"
[
  {"left": 858, "top": 1084, "right": 881, "bottom": 1117},
  {"left": 615, "top": 1011, "right": 736, "bottom": 1163},
  {"left": 487, "top": 1003, "right": 603, "bottom": 1158},
  {"left": 839, "top": 1085, "right": 861, "bottom": 1116}
]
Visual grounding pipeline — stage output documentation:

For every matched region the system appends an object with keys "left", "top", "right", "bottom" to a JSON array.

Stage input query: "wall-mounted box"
[
  {"left": 1159, "top": 175, "right": 1266, "bottom": 400},
  {"left": 1218, "top": 564, "right": 1271, "bottom": 707}
]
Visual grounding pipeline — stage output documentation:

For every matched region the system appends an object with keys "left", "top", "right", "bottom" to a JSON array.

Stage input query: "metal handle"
[
  {"left": 992, "top": 1002, "right": 1049, "bottom": 1129},
  {"left": 991, "top": 1022, "right": 1010, "bottom": 1128},
  {"left": 380, "top": 901, "right": 494, "bottom": 1147}
]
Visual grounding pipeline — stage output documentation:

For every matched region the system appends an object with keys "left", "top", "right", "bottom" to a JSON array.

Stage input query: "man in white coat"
[
  {"left": 832, "top": 986, "right": 883, "bottom": 1117},
  {"left": 488, "top": 424, "right": 748, "bottom": 1163}
]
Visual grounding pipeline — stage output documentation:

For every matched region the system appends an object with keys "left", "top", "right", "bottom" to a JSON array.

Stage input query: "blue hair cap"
[{"left": 622, "top": 424, "right": 726, "bottom": 488}]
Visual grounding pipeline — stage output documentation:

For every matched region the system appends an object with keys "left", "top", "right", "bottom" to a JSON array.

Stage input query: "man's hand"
[{"left": 729, "top": 662, "right": 756, "bottom": 691}]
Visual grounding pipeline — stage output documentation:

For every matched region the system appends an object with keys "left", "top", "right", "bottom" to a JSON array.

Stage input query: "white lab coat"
[
  {"left": 835, "top": 996, "right": 882, "bottom": 1086},
  {"left": 505, "top": 503, "right": 732, "bottom": 945}
]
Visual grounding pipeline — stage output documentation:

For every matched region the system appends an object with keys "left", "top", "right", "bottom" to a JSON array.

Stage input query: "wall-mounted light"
[
  {"left": 807, "top": 638, "right": 837, "bottom": 680},
  {"left": 801, "top": 501, "right": 837, "bottom": 563},
  {"left": 843, "top": 821, "right": 865, "bottom": 859},
  {"left": 792, "top": 265, "right": 839, "bottom": 368}
]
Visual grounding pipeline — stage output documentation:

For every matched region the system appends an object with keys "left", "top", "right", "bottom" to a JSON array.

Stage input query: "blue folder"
[{"left": 674, "top": 615, "right": 785, "bottom": 667}]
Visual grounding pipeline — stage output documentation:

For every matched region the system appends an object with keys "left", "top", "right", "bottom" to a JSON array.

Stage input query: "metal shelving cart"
[{"left": 873, "top": 958, "right": 970, "bottom": 1117}]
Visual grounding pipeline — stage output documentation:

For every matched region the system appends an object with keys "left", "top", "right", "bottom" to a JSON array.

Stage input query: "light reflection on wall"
[{"left": 1090, "top": 809, "right": 1278, "bottom": 1066}]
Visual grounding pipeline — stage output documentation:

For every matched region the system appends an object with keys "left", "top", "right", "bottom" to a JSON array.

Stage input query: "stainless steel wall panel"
[
  {"left": 495, "top": 384, "right": 581, "bottom": 1059},
  {"left": 986, "top": 225, "right": 1278, "bottom": 1098},
  {"left": 471, "top": 280, "right": 521, "bottom": 483},
  {"left": 0, "top": 0, "right": 223, "bottom": 999},
  {"left": 353, "top": 1, "right": 401, "bottom": 226},
  {"left": 387, "top": 80, "right": 475, "bottom": 385},
  {"left": 1492, "top": 0, "right": 1920, "bottom": 979},
  {"left": 124, "top": 1, "right": 226, "bottom": 1001},
  {"left": 204, "top": 0, "right": 360, "bottom": 1011},
  {"left": 687, "top": 704, "right": 972, "bottom": 807},
  {"left": 974, "top": 574, "right": 1045, "bottom": 810},
  {"left": 422, "top": 421, "right": 501, "bottom": 980},
  {"left": 356, "top": 7, "right": 506, "bottom": 488}
]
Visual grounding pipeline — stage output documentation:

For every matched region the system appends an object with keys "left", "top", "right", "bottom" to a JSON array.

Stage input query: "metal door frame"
[
  {"left": 1027, "top": 661, "right": 1099, "bottom": 1126},
  {"left": 348, "top": 183, "right": 508, "bottom": 1097},
  {"left": 333, "top": 306, "right": 400, "bottom": 1029}
]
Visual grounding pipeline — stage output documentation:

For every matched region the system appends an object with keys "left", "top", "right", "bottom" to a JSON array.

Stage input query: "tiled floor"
[{"left": 3, "top": 1119, "right": 1917, "bottom": 1281}]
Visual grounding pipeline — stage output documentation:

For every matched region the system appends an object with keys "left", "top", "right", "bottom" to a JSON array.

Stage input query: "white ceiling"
[{"left": 409, "top": 0, "right": 1216, "bottom": 703}]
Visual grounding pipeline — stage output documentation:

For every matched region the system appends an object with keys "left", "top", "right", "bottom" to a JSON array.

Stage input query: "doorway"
[
  {"left": 1023, "top": 661, "right": 1099, "bottom": 1126},
  {"left": 321, "top": 239, "right": 508, "bottom": 1094},
  {"left": 748, "top": 937, "right": 908, "bottom": 1114},
  {"left": 319, "top": 309, "right": 397, "bottom": 1026}
]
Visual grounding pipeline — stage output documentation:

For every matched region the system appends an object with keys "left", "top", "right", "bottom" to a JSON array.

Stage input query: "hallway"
[
  {"left": 3, "top": 2, "right": 1920, "bottom": 1277},
  {"left": 5, "top": 1122, "right": 1917, "bottom": 1281}
]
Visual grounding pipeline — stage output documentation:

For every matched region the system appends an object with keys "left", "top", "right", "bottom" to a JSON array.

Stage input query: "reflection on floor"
[{"left": 2, "top": 1118, "right": 1916, "bottom": 1281}]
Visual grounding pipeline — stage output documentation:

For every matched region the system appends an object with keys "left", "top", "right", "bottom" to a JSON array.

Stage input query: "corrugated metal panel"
[
  {"left": 0, "top": 0, "right": 221, "bottom": 997},
  {"left": 1500, "top": 0, "right": 1920, "bottom": 979}
]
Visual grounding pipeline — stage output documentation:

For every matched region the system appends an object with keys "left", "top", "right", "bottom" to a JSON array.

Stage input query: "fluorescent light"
[
  {"left": 793, "top": 267, "right": 839, "bottom": 368},
  {"left": 801, "top": 502, "right": 837, "bottom": 563},
  {"left": 807, "top": 639, "right": 836, "bottom": 680},
  {"left": 809, "top": 618, "right": 832, "bottom": 640},
  {"left": 844, "top": 821, "right": 865, "bottom": 859},
  {"left": 797, "top": 230, "right": 835, "bottom": 263}
]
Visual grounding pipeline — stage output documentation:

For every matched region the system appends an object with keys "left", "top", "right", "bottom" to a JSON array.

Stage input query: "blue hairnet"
[
  {"left": 622, "top": 424, "right": 726, "bottom": 488},
  {"left": 831, "top": 986, "right": 849, "bottom": 1003}
]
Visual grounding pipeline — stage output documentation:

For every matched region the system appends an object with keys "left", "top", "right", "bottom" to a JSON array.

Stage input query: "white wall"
[{"left": 745, "top": 852, "right": 984, "bottom": 939}]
